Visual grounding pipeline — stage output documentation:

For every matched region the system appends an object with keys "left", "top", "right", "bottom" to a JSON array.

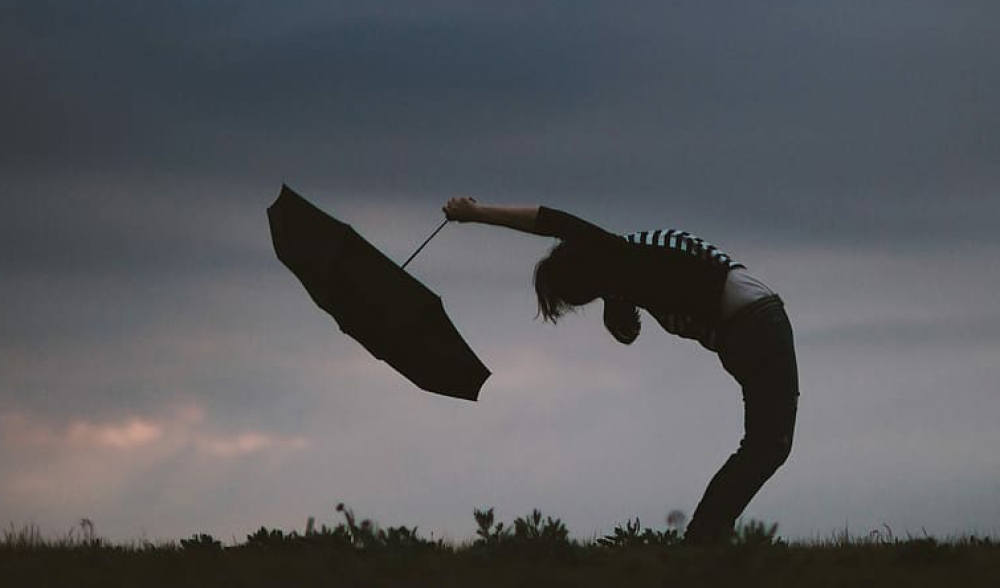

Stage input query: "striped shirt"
[{"left": 624, "top": 229, "right": 745, "bottom": 350}]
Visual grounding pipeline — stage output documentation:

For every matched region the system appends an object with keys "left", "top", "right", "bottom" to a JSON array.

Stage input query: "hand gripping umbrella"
[{"left": 267, "top": 185, "right": 490, "bottom": 401}]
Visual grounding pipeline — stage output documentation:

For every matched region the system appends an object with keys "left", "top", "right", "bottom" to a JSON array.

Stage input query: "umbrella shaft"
[{"left": 402, "top": 219, "right": 449, "bottom": 269}]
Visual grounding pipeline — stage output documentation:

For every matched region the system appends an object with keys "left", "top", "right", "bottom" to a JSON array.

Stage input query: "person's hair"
[
  {"left": 533, "top": 243, "right": 640, "bottom": 344},
  {"left": 533, "top": 242, "right": 595, "bottom": 323}
]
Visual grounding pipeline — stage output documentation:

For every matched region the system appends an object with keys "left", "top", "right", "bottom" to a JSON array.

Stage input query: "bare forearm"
[
  {"left": 443, "top": 198, "right": 542, "bottom": 235},
  {"left": 471, "top": 204, "right": 540, "bottom": 234}
]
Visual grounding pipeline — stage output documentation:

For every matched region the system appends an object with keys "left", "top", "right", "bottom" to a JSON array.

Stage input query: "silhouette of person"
[{"left": 443, "top": 197, "right": 798, "bottom": 544}]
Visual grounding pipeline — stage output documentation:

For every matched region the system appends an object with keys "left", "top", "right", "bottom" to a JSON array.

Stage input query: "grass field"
[{"left": 3, "top": 507, "right": 998, "bottom": 587}]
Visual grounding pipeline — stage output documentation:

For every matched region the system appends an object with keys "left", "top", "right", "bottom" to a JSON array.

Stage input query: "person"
[{"left": 442, "top": 197, "right": 799, "bottom": 544}]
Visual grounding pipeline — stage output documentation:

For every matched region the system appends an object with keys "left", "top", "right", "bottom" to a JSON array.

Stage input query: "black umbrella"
[{"left": 267, "top": 185, "right": 490, "bottom": 401}]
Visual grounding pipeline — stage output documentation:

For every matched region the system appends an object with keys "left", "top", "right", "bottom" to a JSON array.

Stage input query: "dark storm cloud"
[
  {"left": 1, "top": 0, "right": 995, "bottom": 291},
  {"left": 1, "top": 1, "right": 609, "bottom": 176},
  {"left": 3, "top": 0, "right": 998, "bottom": 304},
  {"left": 1, "top": 0, "right": 609, "bottom": 281},
  {"left": 4, "top": 1, "right": 997, "bottom": 203}
]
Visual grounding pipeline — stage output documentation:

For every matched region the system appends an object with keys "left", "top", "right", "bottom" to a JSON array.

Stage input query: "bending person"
[{"left": 442, "top": 197, "right": 799, "bottom": 544}]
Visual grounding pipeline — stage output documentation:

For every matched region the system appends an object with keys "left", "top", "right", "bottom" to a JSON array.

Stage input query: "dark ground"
[{"left": 3, "top": 540, "right": 999, "bottom": 587}]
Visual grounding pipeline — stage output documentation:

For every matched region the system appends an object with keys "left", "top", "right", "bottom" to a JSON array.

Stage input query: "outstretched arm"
[
  {"left": 443, "top": 197, "right": 544, "bottom": 235},
  {"left": 444, "top": 198, "right": 621, "bottom": 246}
]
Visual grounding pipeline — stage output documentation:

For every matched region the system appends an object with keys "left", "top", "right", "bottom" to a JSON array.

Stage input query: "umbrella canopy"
[{"left": 267, "top": 185, "right": 490, "bottom": 401}]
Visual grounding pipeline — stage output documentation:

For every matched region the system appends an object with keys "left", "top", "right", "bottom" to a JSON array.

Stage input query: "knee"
[
  {"left": 742, "top": 433, "right": 793, "bottom": 471},
  {"left": 772, "top": 433, "right": 793, "bottom": 467}
]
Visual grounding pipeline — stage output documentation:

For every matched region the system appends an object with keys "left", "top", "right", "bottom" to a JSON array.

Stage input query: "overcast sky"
[{"left": 2, "top": 1, "right": 999, "bottom": 543}]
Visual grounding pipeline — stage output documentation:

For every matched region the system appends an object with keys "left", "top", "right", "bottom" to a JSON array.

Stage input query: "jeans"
[{"left": 684, "top": 294, "right": 799, "bottom": 543}]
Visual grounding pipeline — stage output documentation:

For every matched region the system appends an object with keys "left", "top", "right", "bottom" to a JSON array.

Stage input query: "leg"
[
  {"left": 685, "top": 297, "right": 798, "bottom": 544},
  {"left": 684, "top": 390, "right": 796, "bottom": 543}
]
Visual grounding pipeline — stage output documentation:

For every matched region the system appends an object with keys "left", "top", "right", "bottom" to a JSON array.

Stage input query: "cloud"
[
  {"left": 198, "top": 431, "right": 308, "bottom": 459},
  {"left": 0, "top": 405, "right": 307, "bottom": 459},
  {"left": 67, "top": 418, "right": 164, "bottom": 451},
  {"left": 0, "top": 404, "right": 308, "bottom": 530}
]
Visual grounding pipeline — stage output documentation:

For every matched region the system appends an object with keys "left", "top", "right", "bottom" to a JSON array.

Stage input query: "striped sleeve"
[{"left": 625, "top": 230, "right": 745, "bottom": 271}]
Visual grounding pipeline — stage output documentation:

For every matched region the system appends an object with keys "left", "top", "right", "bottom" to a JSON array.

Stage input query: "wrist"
[{"left": 470, "top": 204, "right": 490, "bottom": 223}]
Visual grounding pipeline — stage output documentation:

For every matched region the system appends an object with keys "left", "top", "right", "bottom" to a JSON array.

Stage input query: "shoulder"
[{"left": 536, "top": 206, "right": 624, "bottom": 246}]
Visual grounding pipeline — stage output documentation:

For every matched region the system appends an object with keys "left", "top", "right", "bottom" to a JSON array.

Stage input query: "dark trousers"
[{"left": 684, "top": 295, "right": 799, "bottom": 543}]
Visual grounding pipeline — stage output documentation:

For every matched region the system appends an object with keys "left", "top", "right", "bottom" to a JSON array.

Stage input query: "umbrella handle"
[{"left": 401, "top": 218, "right": 449, "bottom": 269}]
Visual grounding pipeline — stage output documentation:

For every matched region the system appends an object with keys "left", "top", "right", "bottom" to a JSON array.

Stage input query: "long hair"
[
  {"left": 533, "top": 242, "right": 584, "bottom": 323},
  {"left": 533, "top": 242, "right": 641, "bottom": 344}
]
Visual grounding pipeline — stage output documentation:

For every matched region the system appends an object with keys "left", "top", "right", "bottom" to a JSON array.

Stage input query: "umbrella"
[{"left": 267, "top": 184, "right": 490, "bottom": 401}]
